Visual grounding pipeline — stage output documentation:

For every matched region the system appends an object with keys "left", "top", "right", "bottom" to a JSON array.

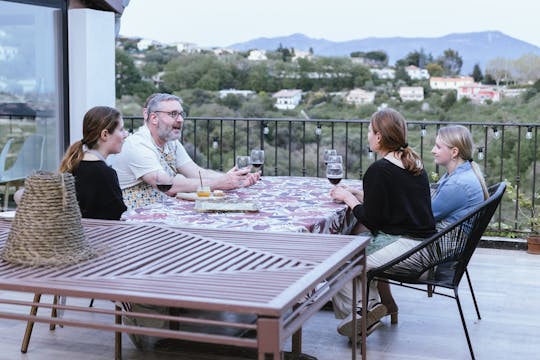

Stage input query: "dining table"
[{"left": 123, "top": 176, "right": 362, "bottom": 235}]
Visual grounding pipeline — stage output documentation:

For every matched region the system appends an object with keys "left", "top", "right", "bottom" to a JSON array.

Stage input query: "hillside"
[{"left": 229, "top": 31, "right": 540, "bottom": 75}]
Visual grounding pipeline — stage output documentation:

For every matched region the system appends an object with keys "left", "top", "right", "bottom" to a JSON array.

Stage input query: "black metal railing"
[{"left": 131, "top": 117, "right": 540, "bottom": 235}]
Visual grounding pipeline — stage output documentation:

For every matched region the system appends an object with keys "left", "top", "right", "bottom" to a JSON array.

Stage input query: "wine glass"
[
  {"left": 326, "top": 162, "right": 343, "bottom": 185},
  {"left": 155, "top": 171, "right": 173, "bottom": 206},
  {"left": 236, "top": 155, "right": 252, "bottom": 170},
  {"left": 327, "top": 155, "right": 343, "bottom": 165},
  {"left": 323, "top": 149, "right": 337, "bottom": 166},
  {"left": 250, "top": 149, "right": 265, "bottom": 170}
]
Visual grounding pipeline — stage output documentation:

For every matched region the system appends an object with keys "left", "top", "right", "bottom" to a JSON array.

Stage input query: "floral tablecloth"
[{"left": 123, "top": 176, "right": 361, "bottom": 234}]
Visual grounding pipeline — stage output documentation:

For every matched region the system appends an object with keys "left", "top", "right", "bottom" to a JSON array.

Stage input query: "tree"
[
  {"left": 395, "top": 49, "right": 432, "bottom": 68},
  {"left": 471, "top": 63, "right": 483, "bottom": 82},
  {"left": 437, "top": 49, "right": 463, "bottom": 76},
  {"left": 115, "top": 48, "right": 144, "bottom": 98},
  {"left": 426, "top": 63, "right": 444, "bottom": 77},
  {"left": 513, "top": 53, "right": 540, "bottom": 84},
  {"left": 485, "top": 57, "right": 513, "bottom": 85}
]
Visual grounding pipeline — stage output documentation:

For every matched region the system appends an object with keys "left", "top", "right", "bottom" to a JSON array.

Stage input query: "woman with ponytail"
[
  {"left": 58, "top": 106, "right": 128, "bottom": 220},
  {"left": 431, "top": 125, "right": 488, "bottom": 229},
  {"left": 329, "top": 108, "right": 436, "bottom": 340}
]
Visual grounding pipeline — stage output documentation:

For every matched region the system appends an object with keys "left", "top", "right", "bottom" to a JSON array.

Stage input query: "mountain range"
[{"left": 229, "top": 31, "right": 540, "bottom": 75}]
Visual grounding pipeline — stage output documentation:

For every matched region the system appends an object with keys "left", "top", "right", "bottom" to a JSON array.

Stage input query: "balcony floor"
[{"left": 0, "top": 247, "right": 537, "bottom": 360}]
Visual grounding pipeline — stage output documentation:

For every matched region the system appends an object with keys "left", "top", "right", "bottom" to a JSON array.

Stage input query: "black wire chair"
[{"left": 367, "top": 182, "right": 506, "bottom": 360}]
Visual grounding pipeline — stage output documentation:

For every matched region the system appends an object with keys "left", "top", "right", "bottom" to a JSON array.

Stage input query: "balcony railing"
[{"left": 129, "top": 116, "right": 539, "bottom": 235}]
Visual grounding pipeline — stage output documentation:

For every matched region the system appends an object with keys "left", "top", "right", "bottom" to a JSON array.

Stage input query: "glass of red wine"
[
  {"left": 155, "top": 172, "right": 173, "bottom": 206},
  {"left": 326, "top": 162, "right": 343, "bottom": 185},
  {"left": 250, "top": 149, "right": 264, "bottom": 171},
  {"left": 323, "top": 149, "right": 337, "bottom": 166}
]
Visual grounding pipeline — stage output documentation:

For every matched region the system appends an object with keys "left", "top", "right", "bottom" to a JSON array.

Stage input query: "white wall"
[{"left": 68, "top": 9, "right": 115, "bottom": 144}]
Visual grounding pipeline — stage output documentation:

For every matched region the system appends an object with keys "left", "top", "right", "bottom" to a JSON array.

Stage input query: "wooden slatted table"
[{"left": 0, "top": 219, "right": 368, "bottom": 360}]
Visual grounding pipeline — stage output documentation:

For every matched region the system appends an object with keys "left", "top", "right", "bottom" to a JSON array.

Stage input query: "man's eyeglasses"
[{"left": 154, "top": 110, "right": 187, "bottom": 120}]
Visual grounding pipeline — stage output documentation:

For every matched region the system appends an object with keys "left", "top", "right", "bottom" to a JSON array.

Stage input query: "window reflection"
[{"left": 0, "top": 1, "right": 63, "bottom": 173}]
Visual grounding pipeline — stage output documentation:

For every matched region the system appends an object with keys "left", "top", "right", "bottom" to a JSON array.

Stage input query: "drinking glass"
[
  {"left": 326, "top": 162, "right": 343, "bottom": 185},
  {"left": 250, "top": 149, "right": 265, "bottom": 170},
  {"left": 323, "top": 149, "right": 337, "bottom": 166},
  {"left": 327, "top": 155, "right": 343, "bottom": 164},
  {"left": 155, "top": 172, "right": 173, "bottom": 205},
  {"left": 236, "top": 155, "right": 251, "bottom": 169}
]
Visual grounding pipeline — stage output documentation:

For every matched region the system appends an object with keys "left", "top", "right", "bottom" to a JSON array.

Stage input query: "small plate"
[
  {"left": 0, "top": 211, "right": 16, "bottom": 219},
  {"left": 176, "top": 192, "right": 228, "bottom": 201}
]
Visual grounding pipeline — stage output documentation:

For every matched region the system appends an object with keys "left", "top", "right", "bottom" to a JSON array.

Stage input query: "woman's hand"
[{"left": 330, "top": 186, "right": 361, "bottom": 208}]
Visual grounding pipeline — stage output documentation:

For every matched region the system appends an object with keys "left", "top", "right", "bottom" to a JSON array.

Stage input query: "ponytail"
[
  {"left": 399, "top": 147, "right": 424, "bottom": 176},
  {"left": 59, "top": 140, "right": 85, "bottom": 173}
]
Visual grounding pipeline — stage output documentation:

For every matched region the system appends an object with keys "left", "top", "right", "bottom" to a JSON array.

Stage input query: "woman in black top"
[
  {"left": 330, "top": 108, "right": 436, "bottom": 339},
  {"left": 59, "top": 106, "right": 128, "bottom": 220}
]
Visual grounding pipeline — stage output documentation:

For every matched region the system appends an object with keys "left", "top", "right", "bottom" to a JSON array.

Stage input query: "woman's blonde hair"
[
  {"left": 370, "top": 108, "right": 424, "bottom": 176},
  {"left": 59, "top": 106, "right": 121, "bottom": 173},
  {"left": 437, "top": 125, "right": 489, "bottom": 199}
]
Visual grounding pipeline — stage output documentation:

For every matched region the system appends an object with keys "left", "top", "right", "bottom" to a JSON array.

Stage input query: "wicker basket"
[{"left": 1, "top": 171, "right": 96, "bottom": 266}]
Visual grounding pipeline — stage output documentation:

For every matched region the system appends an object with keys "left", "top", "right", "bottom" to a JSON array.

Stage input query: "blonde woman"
[{"left": 431, "top": 125, "right": 489, "bottom": 228}]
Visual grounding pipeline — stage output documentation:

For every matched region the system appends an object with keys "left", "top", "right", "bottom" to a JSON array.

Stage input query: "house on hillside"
[
  {"left": 273, "top": 89, "right": 302, "bottom": 110},
  {"left": 405, "top": 65, "right": 430, "bottom": 80},
  {"left": 457, "top": 84, "right": 501, "bottom": 103},
  {"left": 345, "top": 88, "right": 376, "bottom": 105},
  {"left": 137, "top": 38, "right": 162, "bottom": 51},
  {"left": 292, "top": 50, "right": 313, "bottom": 62},
  {"left": 248, "top": 50, "right": 267, "bottom": 61},
  {"left": 430, "top": 76, "right": 474, "bottom": 90},
  {"left": 172, "top": 42, "right": 199, "bottom": 53},
  {"left": 219, "top": 89, "right": 255, "bottom": 98},
  {"left": 399, "top": 86, "right": 424, "bottom": 102},
  {"left": 370, "top": 68, "right": 395, "bottom": 80}
]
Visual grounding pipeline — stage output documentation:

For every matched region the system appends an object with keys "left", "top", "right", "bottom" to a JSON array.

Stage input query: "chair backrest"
[
  {"left": 369, "top": 182, "right": 506, "bottom": 288},
  {"left": 0, "top": 134, "right": 45, "bottom": 181},
  {"left": 0, "top": 138, "right": 14, "bottom": 174}
]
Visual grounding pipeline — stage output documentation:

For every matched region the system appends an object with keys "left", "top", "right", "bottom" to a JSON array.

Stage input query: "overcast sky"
[{"left": 119, "top": 0, "right": 540, "bottom": 48}]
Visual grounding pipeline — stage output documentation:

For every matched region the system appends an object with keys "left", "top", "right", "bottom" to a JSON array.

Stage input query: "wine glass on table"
[
  {"left": 327, "top": 155, "right": 343, "bottom": 165},
  {"left": 323, "top": 149, "right": 337, "bottom": 166},
  {"left": 155, "top": 171, "right": 173, "bottom": 206},
  {"left": 250, "top": 149, "right": 264, "bottom": 171},
  {"left": 236, "top": 155, "right": 252, "bottom": 170},
  {"left": 326, "top": 162, "right": 343, "bottom": 185}
]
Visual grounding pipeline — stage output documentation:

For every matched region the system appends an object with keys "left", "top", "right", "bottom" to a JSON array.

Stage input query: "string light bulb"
[
  {"left": 212, "top": 137, "right": 219, "bottom": 150},
  {"left": 263, "top": 122, "right": 269, "bottom": 135},
  {"left": 526, "top": 126, "right": 533, "bottom": 140},
  {"left": 492, "top": 126, "right": 500, "bottom": 139},
  {"left": 421, "top": 125, "right": 427, "bottom": 137},
  {"left": 315, "top": 123, "right": 322, "bottom": 136},
  {"left": 477, "top": 147, "right": 484, "bottom": 160},
  {"left": 368, "top": 148, "right": 374, "bottom": 159}
]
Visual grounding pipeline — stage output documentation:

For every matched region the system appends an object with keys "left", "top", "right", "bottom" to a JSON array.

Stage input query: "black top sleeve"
[
  {"left": 353, "top": 159, "right": 436, "bottom": 238},
  {"left": 72, "top": 161, "right": 127, "bottom": 220}
]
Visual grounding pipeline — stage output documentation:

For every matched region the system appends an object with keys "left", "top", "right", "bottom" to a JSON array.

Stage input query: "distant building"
[
  {"left": 136, "top": 38, "right": 161, "bottom": 51},
  {"left": 248, "top": 49, "right": 267, "bottom": 61},
  {"left": 172, "top": 42, "right": 199, "bottom": 53},
  {"left": 430, "top": 76, "right": 474, "bottom": 90},
  {"left": 351, "top": 57, "right": 385, "bottom": 68},
  {"left": 273, "top": 89, "right": 302, "bottom": 110},
  {"left": 292, "top": 50, "right": 313, "bottom": 62},
  {"left": 345, "top": 88, "right": 376, "bottom": 105},
  {"left": 457, "top": 84, "right": 501, "bottom": 103},
  {"left": 501, "top": 87, "right": 527, "bottom": 98},
  {"left": 213, "top": 48, "right": 235, "bottom": 56},
  {"left": 399, "top": 86, "right": 424, "bottom": 102},
  {"left": 219, "top": 89, "right": 255, "bottom": 98},
  {"left": 405, "top": 65, "right": 430, "bottom": 80},
  {"left": 370, "top": 68, "right": 395, "bottom": 80}
]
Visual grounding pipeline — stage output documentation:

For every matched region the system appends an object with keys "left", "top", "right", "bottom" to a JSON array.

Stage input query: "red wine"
[
  {"left": 252, "top": 162, "right": 263, "bottom": 168},
  {"left": 328, "top": 177, "right": 342, "bottom": 185},
  {"left": 156, "top": 184, "right": 172, "bottom": 192}
]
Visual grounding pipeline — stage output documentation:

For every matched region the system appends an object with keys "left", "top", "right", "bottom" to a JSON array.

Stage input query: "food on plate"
[{"left": 213, "top": 190, "right": 225, "bottom": 197}]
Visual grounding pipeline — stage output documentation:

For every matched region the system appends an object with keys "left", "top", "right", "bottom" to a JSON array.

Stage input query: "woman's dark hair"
[
  {"left": 59, "top": 106, "right": 121, "bottom": 173},
  {"left": 370, "top": 108, "right": 424, "bottom": 176}
]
